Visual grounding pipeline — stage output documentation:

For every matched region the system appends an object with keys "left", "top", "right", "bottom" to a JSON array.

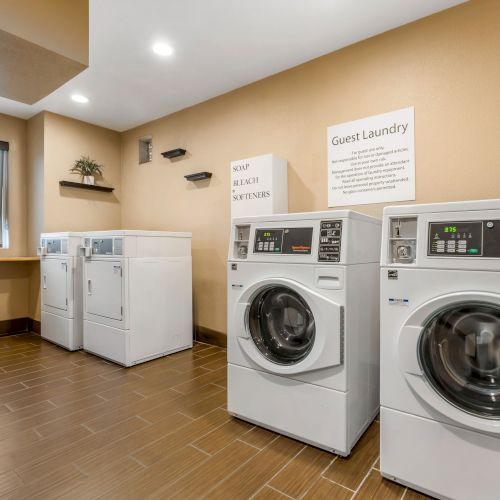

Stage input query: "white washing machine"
[
  {"left": 380, "top": 199, "right": 500, "bottom": 500},
  {"left": 81, "top": 230, "right": 193, "bottom": 366},
  {"left": 38, "top": 232, "right": 83, "bottom": 351},
  {"left": 228, "top": 211, "right": 381, "bottom": 455}
]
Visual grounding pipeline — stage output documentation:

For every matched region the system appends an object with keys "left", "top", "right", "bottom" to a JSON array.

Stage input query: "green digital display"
[
  {"left": 263, "top": 232, "right": 271, "bottom": 237},
  {"left": 444, "top": 226, "right": 457, "bottom": 233}
]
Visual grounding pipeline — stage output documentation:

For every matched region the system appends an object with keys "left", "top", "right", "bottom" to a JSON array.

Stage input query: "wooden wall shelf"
[
  {"left": 59, "top": 181, "right": 114, "bottom": 192},
  {"left": 185, "top": 172, "right": 212, "bottom": 182}
]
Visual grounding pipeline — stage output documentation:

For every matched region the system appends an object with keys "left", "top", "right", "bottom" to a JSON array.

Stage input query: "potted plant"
[{"left": 70, "top": 155, "right": 104, "bottom": 185}]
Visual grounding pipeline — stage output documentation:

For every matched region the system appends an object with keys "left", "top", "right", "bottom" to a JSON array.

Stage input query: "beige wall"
[
  {"left": 0, "top": 114, "right": 31, "bottom": 321},
  {"left": 0, "top": 1, "right": 88, "bottom": 104},
  {"left": 43, "top": 112, "right": 121, "bottom": 233},
  {"left": 121, "top": 0, "right": 500, "bottom": 336},
  {"left": 0, "top": 263, "right": 30, "bottom": 320},
  {"left": 26, "top": 113, "right": 44, "bottom": 256},
  {"left": 0, "top": 111, "right": 121, "bottom": 322},
  {"left": 0, "top": 0, "right": 88, "bottom": 64},
  {"left": 0, "top": 113, "right": 27, "bottom": 257}
]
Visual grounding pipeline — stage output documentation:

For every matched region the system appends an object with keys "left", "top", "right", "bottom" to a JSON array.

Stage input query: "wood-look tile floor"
[{"left": 0, "top": 333, "right": 432, "bottom": 499}]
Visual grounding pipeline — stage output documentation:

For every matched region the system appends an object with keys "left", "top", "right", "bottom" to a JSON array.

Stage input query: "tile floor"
[{"left": 0, "top": 333, "right": 431, "bottom": 499}]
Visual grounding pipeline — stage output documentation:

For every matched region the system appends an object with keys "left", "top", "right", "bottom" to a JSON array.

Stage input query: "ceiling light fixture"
[
  {"left": 71, "top": 94, "right": 89, "bottom": 103},
  {"left": 152, "top": 42, "right": 174, "bottom": 57}
]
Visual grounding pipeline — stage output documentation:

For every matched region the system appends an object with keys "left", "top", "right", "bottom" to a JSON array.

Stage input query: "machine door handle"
[
  {"left": 43, "top": 275, "right": 47, "bottom": 289},
  {"left": 87, "top": 279, "right": 92, "bottom": 295}
]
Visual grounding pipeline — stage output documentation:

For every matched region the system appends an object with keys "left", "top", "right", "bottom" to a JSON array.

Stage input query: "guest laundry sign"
[
  {"left": 231, "top": 154, "right": 288, "bottom": 219},
  {"left": 327, "top": 107, "right": 415, "bottom": 207}
]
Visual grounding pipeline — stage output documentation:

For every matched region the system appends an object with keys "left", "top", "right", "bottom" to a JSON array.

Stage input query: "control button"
[
  {"left": 258, "top": 242, "right": 263, "bottom": 250},
  {"left": 269, "top": 242, "right": 274, "bottom": 249},
  {"left": 458, "top": 239, "right": 467, "bottom": 245},
  {"left": 263, "top": 243, "right": 269, "bottom": 250},
  {"left": 457, "top": 247, "right": 466, "bottom": 253},
  {"left": 437, "top": 247, "right": 445, "bottom": 253},
  {"left": 487, "top": 221, "right": 494, "bottom": 229},
  {"left": 447, "top": 248, "right": 456, "bottom": 253}
]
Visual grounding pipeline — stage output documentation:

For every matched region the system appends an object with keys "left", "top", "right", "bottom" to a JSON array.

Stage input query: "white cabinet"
[
  {"left": 42, "top": 258, "right": 68, "bottom": 312},
  {"left": 85, "top": 260, "right": 123, "bottom": 321},
  {"left": 230, "top": 153, "right": 288, "bottom": 219}
]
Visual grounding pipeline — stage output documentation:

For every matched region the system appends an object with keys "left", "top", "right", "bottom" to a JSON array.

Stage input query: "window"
[{"left": 0, "top": 141, "right": 9, "bottom": 248}]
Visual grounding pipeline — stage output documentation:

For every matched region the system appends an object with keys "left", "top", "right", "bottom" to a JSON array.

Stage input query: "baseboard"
[
  {"left": 0, "top": 317, "right": 30, "bottom": 337},
  {"left": 0, "top": 317, "right": 41, "bottom": 337},
  {"left": 29, "top": 318, "right": 41, "bottom": 334},
  {"left": 195, "top": 325, "right": 227, "bottom": 348}
]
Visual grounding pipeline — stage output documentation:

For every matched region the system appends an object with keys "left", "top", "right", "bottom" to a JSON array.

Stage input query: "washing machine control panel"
[
  {"left": 428, "top": 220, "right": 500, "bottom": 257},
  {"left": 84, "top": 238, "right": 123, "bottom": 256},
  {"left": 40, "top": 238, "right": 69, "bottom": 255},
  {"left": 254, "top": 228, "right": 313, "bottom": 254},
  {"left": 318, "top": 220, "right": 342, "bottom": 262}
]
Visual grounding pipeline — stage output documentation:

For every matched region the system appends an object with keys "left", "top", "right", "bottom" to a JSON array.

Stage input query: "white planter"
[{"left": 83, "top": 175, "right": 95, "bottom": 185}]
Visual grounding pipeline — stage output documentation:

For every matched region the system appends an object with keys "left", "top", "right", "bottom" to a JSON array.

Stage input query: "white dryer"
[
  {"left": 380, "top": 200, "right": 500, "bottom": 500},
  {"left": 38, "top": 232, "right": 83, "bottom": 351},
  {"left": 81, "top": 230, "right": 193, "bottom": 366},
  {"left": 228, "top": 211, "right": 381, "bottom": 455}
]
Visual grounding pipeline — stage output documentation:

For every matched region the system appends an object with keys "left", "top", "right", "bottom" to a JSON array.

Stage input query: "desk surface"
[{"left": 0, "top": 257, "right": 40, "bottom": 262}]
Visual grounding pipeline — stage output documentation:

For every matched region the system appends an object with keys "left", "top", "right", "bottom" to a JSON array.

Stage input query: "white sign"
[
  {"left": 231, "top": 154, "right": 288, "bottom": 219},
  {"left": 327, "top": 107, "right": 415, "bottom": 207}
]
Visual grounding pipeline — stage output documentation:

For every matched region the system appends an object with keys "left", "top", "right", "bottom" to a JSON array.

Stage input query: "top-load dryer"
[
  {"left": 81, "top": 230, "right": 193, "bottom": 366},
  {"left": 380, "top": 199, "right": 500, "bottom": 500},
  {"left": 38, "top": 232, "right": 83, "bottom": 351},
  {"left": 227, "top": 210, "right": 381, "bottom": 455}
]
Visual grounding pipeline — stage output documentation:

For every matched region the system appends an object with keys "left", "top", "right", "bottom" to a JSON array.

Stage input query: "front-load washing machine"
[
  {"left": 228, "top": 211, "right": 381, "bottom": 455},
  {"left": 380, "top": 199, "right": 500, "bottom": 500},
  {"left": 38, "top": 232, "right": 83, "bottom": 351},
  {"left": 81, "top": 230, "right": 192, "bottom": 366}
]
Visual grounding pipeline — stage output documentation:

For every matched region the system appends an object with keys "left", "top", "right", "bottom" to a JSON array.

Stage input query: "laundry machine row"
[
  {"left": 227, "top": 200, "right": 500, "bottom": 500},
  {"left": 38, "top": 230, "right": 193, "bottom": 366}
]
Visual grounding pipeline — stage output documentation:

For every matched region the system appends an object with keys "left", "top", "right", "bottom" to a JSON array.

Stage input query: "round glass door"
[
  {"left": 247, "top": 285, "right": 315, "bottom": 365},
  {"left": 418, "top": 301, "right": 500, "bottom": 418}
]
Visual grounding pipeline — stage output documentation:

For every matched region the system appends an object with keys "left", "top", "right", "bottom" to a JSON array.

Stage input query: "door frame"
[
  {"left": 231, "top": 277, "right": 344, "bottom": 375},
  {"left": 398, "top": 291, "right": 500, "bottom": 435}
]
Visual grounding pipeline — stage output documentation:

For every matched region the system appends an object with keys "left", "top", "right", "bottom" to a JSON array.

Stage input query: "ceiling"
[{"left": 0, "top": 0, "right": 467, "bottom": 132}]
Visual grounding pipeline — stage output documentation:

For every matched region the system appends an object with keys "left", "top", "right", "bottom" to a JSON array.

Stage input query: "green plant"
[{"left": 70, "top": 155, "right": 104, "bottom": 177}]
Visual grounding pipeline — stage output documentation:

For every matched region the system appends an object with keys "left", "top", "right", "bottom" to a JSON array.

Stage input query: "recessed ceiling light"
[
  {"left": 71, "top": 94, "right": 89, "bottom": 104},
  {"left": 152, "top": 42, "right": 174, "bottom": 57}
]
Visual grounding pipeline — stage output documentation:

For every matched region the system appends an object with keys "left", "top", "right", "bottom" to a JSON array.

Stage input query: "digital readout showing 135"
[{"left": 443, "top": 226, "right": 457, "bottom": 233}]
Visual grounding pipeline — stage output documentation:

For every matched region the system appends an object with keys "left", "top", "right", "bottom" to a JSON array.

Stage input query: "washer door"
[
  {"left": 233, "top": 277, "right": 343, "bottom": 375},
  {"left": 248, "top": 285, "right": 315, "bottom": 366},
  {"left": 398, "top": 291, "right": 500, "bottom": 434},
  {"left": 419, "top": 302, "right": 500, "bottom": 419}
]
